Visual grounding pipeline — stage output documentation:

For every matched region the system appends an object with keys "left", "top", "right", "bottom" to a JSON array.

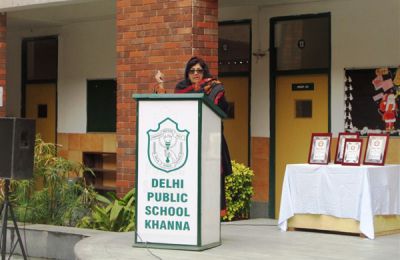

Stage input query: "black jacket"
[{"left": 175, "top": 79, "right": 232, "bottom": 177}]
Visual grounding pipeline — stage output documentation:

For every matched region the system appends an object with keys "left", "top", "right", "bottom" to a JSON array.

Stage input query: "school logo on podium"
[{"left": 147, "top": 118, "right": 190, "bottom": 173}]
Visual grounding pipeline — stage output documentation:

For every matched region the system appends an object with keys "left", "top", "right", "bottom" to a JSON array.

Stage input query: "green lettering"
[
  {"left": 159, "top": 179, "right": 166, "bottom": 188},
  {"left": 144, "top": 220, "right": 190, "bottom": 231},
  {"left": 168, "top": 207, "right": 175, "bottom": 216},
  {"left": 183, "top": 222, "right": 190, "bottom": 231},
  {"left": 145, "top": 219, "right": 151, "bottom": 228},
  {"left": 172, "top": 179, "right": 184, "bottom": 188},
  {"left": 153, "top": 220, "right": 159, "bottom": 229},
  {"left": 163, "top": 193, "right": 170, "bottom": 202},
  {"left": 175, "top": 221, "right": 183, "bottom": 230},
  {"left": 147, "top": 192, "right": 154, "bottom": 201},
  {"left": 145, "top": 206, "right": 151, "bottom": 215},
  {"left": 160, "top": 220, "right": 166, "bottom": 229},
  {"left": 160, "top": 206, "right": 167, "bottom": 215},
  {"left": 152, "top": 206, "right": 158, "bottom": 216},
  {"left": 181, "top": 193, "right": 188, "bottom": 203},
  {"left": 168, "top": 221, "right": 175, "bottom": 230},
  {"left": 145, "top": 206, "right": 190, "bottom": 217}
]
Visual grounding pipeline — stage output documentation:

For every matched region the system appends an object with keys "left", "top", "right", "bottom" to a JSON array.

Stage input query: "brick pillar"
[
  {"left": 116, "top": 0, "right": 218, "bottom": 196},
  {"left": 0, "top": 14, "right": 6, "bottom": 117}
]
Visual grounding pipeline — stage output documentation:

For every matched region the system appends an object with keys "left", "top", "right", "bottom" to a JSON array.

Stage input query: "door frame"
[
  {"left": 269, "top": 13, "right": 331, "bottom": 218},
  {"left": 21, "top": 35, "right": 58, "bottom": 142},
  {"left": 218, "top": 19, "right": 252, "bottom": 166}
]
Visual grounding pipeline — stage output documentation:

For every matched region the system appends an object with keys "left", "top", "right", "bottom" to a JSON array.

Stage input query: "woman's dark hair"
[{"left": 184, "top": 56, "right": 212, "bottom": 84}]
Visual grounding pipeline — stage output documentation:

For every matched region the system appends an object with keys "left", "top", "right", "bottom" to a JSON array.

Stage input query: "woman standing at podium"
[{"left": 175, "top": 56, "right": 232, "bottom": 217}]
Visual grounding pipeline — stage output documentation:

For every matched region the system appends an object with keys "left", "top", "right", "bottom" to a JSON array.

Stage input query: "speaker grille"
[
  {"left": 0, "top": 119, "right": 14, "bottom": 177},
  {"left": 0, "top": 118, "right": 35, "bottom": 179}
]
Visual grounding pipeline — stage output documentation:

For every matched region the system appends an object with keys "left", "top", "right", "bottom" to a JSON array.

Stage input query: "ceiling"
[
  {"left": 7, "top": 0, "right": 115, "bottom": 30},
  {"left": 6, "top": 0, "right": 324, "bottom": 31},
  {"left": 219, "top": 0, "right": 322, "bottom": 7}
]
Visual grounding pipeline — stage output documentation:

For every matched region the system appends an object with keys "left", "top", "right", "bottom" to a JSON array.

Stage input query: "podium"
[{"left": 133, "top": 93, "right": 226, "bottom": 250}]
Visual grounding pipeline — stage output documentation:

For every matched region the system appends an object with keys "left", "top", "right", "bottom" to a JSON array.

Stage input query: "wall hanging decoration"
[{"left": 344, "top": 66, "right": 400, "bottom": 135}]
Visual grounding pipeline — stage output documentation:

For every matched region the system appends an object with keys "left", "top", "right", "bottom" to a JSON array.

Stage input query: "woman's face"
[{"left": 188, "top": 63, "right": 204, "bottom": 85}]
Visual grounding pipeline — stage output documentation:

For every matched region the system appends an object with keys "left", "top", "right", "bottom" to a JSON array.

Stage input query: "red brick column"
[
  {"left": 0, "top": 14, "right": 6, "bottom": 117},
  {"left": 116, "top": 0, "right": 218, "bottom": 196}
]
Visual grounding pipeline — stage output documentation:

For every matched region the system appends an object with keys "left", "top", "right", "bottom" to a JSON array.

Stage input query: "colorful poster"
[{"left": 344, "top": 67, "right": 400, "bottom": 135}]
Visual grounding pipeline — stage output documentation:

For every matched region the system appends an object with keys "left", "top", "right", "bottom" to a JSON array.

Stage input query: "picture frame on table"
[
  {"left": 342, "top": 138, "right": 363, "bottom": 166},
  {"left": 308, "top": 133, "right": 332, "bottom": 164},
  {"left": 363, "top": 133, "right": 389, "bottom": 165},
  {"left": 334, "top": 132, "right": 360, "bottom": 164}
]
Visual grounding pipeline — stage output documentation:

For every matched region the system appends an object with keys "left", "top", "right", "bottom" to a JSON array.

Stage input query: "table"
[{"left": 278, "top": 164, "right": 400, "bottom": 239}]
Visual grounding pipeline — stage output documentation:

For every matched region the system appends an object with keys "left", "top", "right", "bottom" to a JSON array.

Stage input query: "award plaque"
[
  {"left": 334, "top": 132, "right": 359, "bottom": 164},
  {"left": 308, "top": 133, "right": 332, "bottom": 164},
  {"left": 363, "top": 133, "right": 389, "bottom": 165},
  {"left": 342, "top": 138, "right": 362, "bottom": 166}
]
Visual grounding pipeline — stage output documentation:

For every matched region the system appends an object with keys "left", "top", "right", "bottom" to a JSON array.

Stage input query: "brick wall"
[
  {"left": 0, "top": 14, "right": 6, "bottom": 117},
  {"left": 116, "top": 0, "right": 218, "bottom": 196}
]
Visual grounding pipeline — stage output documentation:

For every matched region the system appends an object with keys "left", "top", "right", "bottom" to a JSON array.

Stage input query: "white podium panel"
[
  {"left": 134, "top": 94, "right": 225, "bottom": 250},
  {"left": 201, "top": 103, "right": 221, "bottom": 245}
]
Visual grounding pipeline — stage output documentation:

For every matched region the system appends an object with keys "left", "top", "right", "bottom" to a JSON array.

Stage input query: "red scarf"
[
  {"left": 175, "top": 78, "right": 224, "bottom": 105},
  {"left": 175, "top": 78, "right": 213, "bottom": 94}
]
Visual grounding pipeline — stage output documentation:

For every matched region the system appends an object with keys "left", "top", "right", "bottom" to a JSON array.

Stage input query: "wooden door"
[
  {"left": 275, "top": 74, "right": 328, "bottom": 216},
  {"left": 25, "top": 83, "right": 56, "bottom": 143},
  {"left": 220, "top": 76, "right": 249, "bottom": 166}
]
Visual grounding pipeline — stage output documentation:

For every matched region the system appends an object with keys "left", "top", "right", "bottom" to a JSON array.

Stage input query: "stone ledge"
[{"left": 6, "top": 223, "right": 109, "bottom": 260}]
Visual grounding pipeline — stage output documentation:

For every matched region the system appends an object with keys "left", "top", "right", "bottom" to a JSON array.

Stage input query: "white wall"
[
  {"left": 6, "top": 18, "right": 116, "bottom": 133},
  {"left": 220, "top": 0, "right": 400, "bottom": 137},
  {"left": 58, "top": 19, "right": 116, "bottom": 133}
]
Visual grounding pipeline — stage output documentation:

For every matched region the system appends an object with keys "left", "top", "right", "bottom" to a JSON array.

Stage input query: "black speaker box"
[{"left": 0, "top": 118, "right": 36, "bottom": 179}]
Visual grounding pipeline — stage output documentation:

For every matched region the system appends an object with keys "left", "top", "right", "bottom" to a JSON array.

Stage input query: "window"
[
  {"left": 26, "top": 37, "right": 58, "bottom": 81},
  {"left": 87, "top": 79, "right": 116, "bottom": 132},
  {"left": 274, "top": 16, "right": 329, "bottom": 71},
  {"left": 218, "top": 22, "right": 251, "bottom": 74},
  {"left": 295, "top": 100, "right": 312, "bottom": 118}
]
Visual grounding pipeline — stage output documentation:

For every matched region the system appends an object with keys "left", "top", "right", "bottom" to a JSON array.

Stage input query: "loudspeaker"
[{"left": 0, "top": 118, "right": 36, "bottom": 179}]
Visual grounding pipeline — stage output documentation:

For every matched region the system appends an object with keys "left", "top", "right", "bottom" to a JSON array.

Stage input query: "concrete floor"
[{"left": 75, "top": 218, "right": 400, "bottom": 260}]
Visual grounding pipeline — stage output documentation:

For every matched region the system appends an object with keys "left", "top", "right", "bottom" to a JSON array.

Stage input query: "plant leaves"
[{"left": 110, "top": 201, "right": 123, "bottom": 222}]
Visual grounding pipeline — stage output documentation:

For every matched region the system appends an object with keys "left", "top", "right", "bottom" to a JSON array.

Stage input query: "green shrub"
[
  {"left": 77, "top": 189, "right": 135, "bottom": 232},
  {"left": 6, "top": 135, "right": 97, "bottom": 226},
  {"left": 222, "top": 161, "right": 254, "bottom": 221},
  {"left": 5, "top": 136, "right": 253, "bottom": 230}
]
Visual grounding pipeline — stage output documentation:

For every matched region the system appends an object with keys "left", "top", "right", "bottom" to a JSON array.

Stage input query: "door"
[
  {"left": 275, "top": 74, "right": 328, "bottom": 215},
  {"left": 25, "top": 83, "right": 57, "bottom": 144},
  {"left": 220, "top": 76, "right": 249, "bottom": 166}
]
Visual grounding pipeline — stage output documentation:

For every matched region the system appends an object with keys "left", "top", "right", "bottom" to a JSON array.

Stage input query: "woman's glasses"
[{"left": 189, "top": 69, "right": 204, "bottom": 74}]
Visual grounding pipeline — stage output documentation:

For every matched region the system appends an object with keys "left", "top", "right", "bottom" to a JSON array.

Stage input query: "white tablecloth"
[{"left": 278, "top": 164, "right": 400, "bottom": 239}]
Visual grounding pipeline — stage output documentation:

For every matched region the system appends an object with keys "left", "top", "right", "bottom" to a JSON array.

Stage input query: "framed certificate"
[
  {"left": 342, "top": 138, "right": 363, "bottom": 166},
  {"left": 363, "top": 133, "right": 389, "bottom": 165},
  {"left": 308, "top": 133, "right": 332, "bottom": 164},
  {"left": 334, "top": 132, "right": 360, "bottom": 164}
]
